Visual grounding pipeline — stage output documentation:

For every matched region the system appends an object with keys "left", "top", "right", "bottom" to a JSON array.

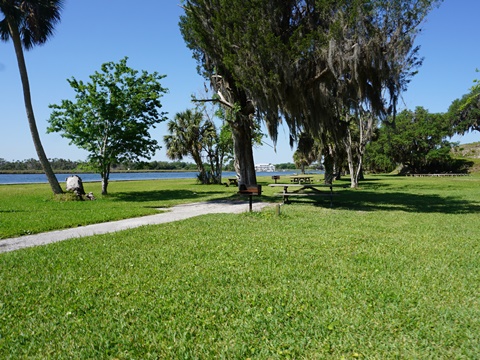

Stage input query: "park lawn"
[
  {"left": 0, "top": 179, "right": 237, "bottom": 239},
  {"left": 0, "top": 175, "right": 479, "bottom": 358}
]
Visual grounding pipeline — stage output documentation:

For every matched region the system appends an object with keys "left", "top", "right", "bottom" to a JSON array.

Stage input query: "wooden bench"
[{"left": 238, "top": 184, "right": 262, "bottom": 211}]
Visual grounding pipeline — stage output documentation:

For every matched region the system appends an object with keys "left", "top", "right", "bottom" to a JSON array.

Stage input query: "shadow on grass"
[
  {"left": 325, "top": 189, "right": 480, "bottom": 214},
  {"left": 109, "top": 189, "right": 232, "bottom": 203},
  {"left": 108, "top": 179, "right": 480, "bottom": 214}
]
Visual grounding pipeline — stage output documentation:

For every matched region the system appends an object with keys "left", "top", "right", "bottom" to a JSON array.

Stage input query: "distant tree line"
[
  {"left": 0, "top": 158, "right": 81, "bottom": 172},
  {"left": 0, "top": 158, "right": 298, "bottom": 173},
  {"left": 275, "top": 163, "right": 297, "bottom": 170},
  {"left": 0, "top": 158, "right": 196, "bottom": 172}
]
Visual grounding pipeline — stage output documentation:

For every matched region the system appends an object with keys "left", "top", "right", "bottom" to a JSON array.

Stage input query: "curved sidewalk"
[{"left": 0, "top": 201, "right": 271, "bottom": 254}]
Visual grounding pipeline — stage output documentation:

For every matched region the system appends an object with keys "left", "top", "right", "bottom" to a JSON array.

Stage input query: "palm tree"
[
  {"left": 164, "top": 109, "right": 208, "bottom": 182},
  {"left": 0, "top": 0, "right": 64, "bottom": 194}
]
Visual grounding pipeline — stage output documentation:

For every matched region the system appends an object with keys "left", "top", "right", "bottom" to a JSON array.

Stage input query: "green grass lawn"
[
  {"left": 1, "top": 175, "right": 479, "bottom": 358},
  {"left": 0, "top": 179, "right": 238, "bottom": 239}
]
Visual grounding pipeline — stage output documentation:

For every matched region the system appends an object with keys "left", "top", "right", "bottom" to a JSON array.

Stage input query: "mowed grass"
[
  {"left": 0, "top": 179, "right": 236, "bottom": 239},
  {"left": 1, "top": 175, "right": 480, "bottom": 358}
]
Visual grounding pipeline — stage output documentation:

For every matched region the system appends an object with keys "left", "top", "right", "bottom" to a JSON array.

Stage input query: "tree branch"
[{"left": 192, "top": 91, "right": 235, "bottom": 110}]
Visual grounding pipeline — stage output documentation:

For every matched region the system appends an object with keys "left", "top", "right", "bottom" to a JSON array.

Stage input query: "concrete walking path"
[{"left": 0, "top": 200, "right": 271, "bottom": 254}]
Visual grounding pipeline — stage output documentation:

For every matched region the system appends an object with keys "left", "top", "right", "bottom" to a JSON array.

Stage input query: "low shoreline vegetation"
[
  {"left": 1, "top": 175, "right": 479, "bottom": 358},
  {"left": 0, "top": 169, "right": 200, "bottom": 174}
]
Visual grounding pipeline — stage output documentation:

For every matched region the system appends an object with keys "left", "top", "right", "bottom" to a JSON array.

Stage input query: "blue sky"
[{"left": 0, "top": 0, "right": 478, "bottom": 164}]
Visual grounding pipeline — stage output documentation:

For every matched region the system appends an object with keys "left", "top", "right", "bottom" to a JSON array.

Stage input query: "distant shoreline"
[{"left": 0, "top": 169, "right": 196, "bottom": 175}]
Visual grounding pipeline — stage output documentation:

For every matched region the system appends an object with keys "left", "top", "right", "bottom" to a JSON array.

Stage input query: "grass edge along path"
[
  {"left": 0, "top": 201, "right": 272, "bottom": 253},
  {"left": 0, "top": 178, "right": 241, "bottom": 240}
]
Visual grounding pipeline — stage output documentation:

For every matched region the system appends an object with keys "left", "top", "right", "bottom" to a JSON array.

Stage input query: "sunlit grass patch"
[
  {"left": 1, "top": 175, "right": 480, "bottom": 357},
  {"left": 0, "top": 179, "right": 236, "bottom": 239}
]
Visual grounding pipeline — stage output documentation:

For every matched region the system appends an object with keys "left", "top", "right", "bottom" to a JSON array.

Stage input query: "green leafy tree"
[
  {"left": 0, "top": 0, "right": 64, "bottom": 194},
  {"left": 447, "top": 71, "right": 480, "bottom": 136},
  {"left": 367, "top": 107, "right": 457, "bottom": 174},
  {"left": 47, "top": 57, "right": 168, "bottom": 195},
  {"left": 364, "top": 129, "right": 397, "bottom": 174}
]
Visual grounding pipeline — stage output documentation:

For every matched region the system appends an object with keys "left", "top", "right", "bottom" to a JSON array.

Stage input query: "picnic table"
[
  {"left": 289, "top": 175, "right": 314, "bottom": 184},
  {"left": 269, "top": 183, "right": 335, "bottom": 206},
  {"left": 228, "top": 178, "right": 238, "bottom": 186}
]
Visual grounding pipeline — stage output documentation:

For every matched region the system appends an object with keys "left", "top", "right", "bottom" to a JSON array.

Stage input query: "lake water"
[{"left": 0, "top": 170, "right": 307, "bottom": 185}]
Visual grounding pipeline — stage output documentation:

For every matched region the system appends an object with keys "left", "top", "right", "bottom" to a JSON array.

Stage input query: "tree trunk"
[
  {"left": 191, "top": 150, "right": 208, "bottom": 184},
  {"left": 8, "top": 22, "right": 63, "bottom": 195},
  {"left": 208, "top": 148, "right": 223, "bottom": 184},
  {"left": 333, "top": 161, "right": 342, "bottom": 180},
  {"left": 345, "top": 128, "right": 359, "bottom": 188},
  {"left": 101, "top": 163, "right": 110, "bottom": 195},
  {"left": 232, "top": 113, "right": 256, "bottom": 186},
  {"left": 215, "top": 156, "right": 223, "bottom": 184},
  {"left": 323, "top": 146, "right": 334, "bottom": 185},
  {"left": 345, "top": 111, "right": 374, "bottom": 188},
  {"left": 101, "top": 177, "right": 109, "bottom": 195},
  {"left": 209, "top": 74, "right": 256, "bottom": 186}
]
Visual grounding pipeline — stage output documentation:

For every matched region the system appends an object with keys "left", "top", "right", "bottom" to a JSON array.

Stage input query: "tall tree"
[
  {"left": 180, "top": 0, "right": 441, "bottom": 187},
  {"left": 235, "top": 0, "right": 440, "bottom": 187},
  {"left": 447, "top": 72, "right": 480, "bottom": 136},
  {"left": 327, "top": 0, "right": 440, "bottom": 187},
  {"left": 341, "top": 110, "right": 376, "bottom": 187},
  {"left": 0, "top": 0, "right": 65, "bottom": 194},
  {"left": 164, "top": 109, "right": 210, "bottom": 183},
  {"left": 180, "top": 0, "right": 260, "bottom": 186},
  {"left": 47, "top": 57, "right": 168, "bottom": 195}
]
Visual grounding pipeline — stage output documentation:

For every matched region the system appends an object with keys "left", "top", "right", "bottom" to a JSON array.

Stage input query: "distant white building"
[{"left": 255, "top": 163, "right": 275, "bottom": 172}]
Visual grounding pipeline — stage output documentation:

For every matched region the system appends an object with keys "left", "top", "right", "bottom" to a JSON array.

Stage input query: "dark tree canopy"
[
  {"left": 181, "top": 0, "right": 262, "bottom": 186},
  {"left": 0, "top": 0, "right": 64, "bottom": 49},
  {"left": 180, "top": 0, "right": 441, "bottom": 187},
  {"left": 181, "top": 0, "right": 440, "bottom": 141}
]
